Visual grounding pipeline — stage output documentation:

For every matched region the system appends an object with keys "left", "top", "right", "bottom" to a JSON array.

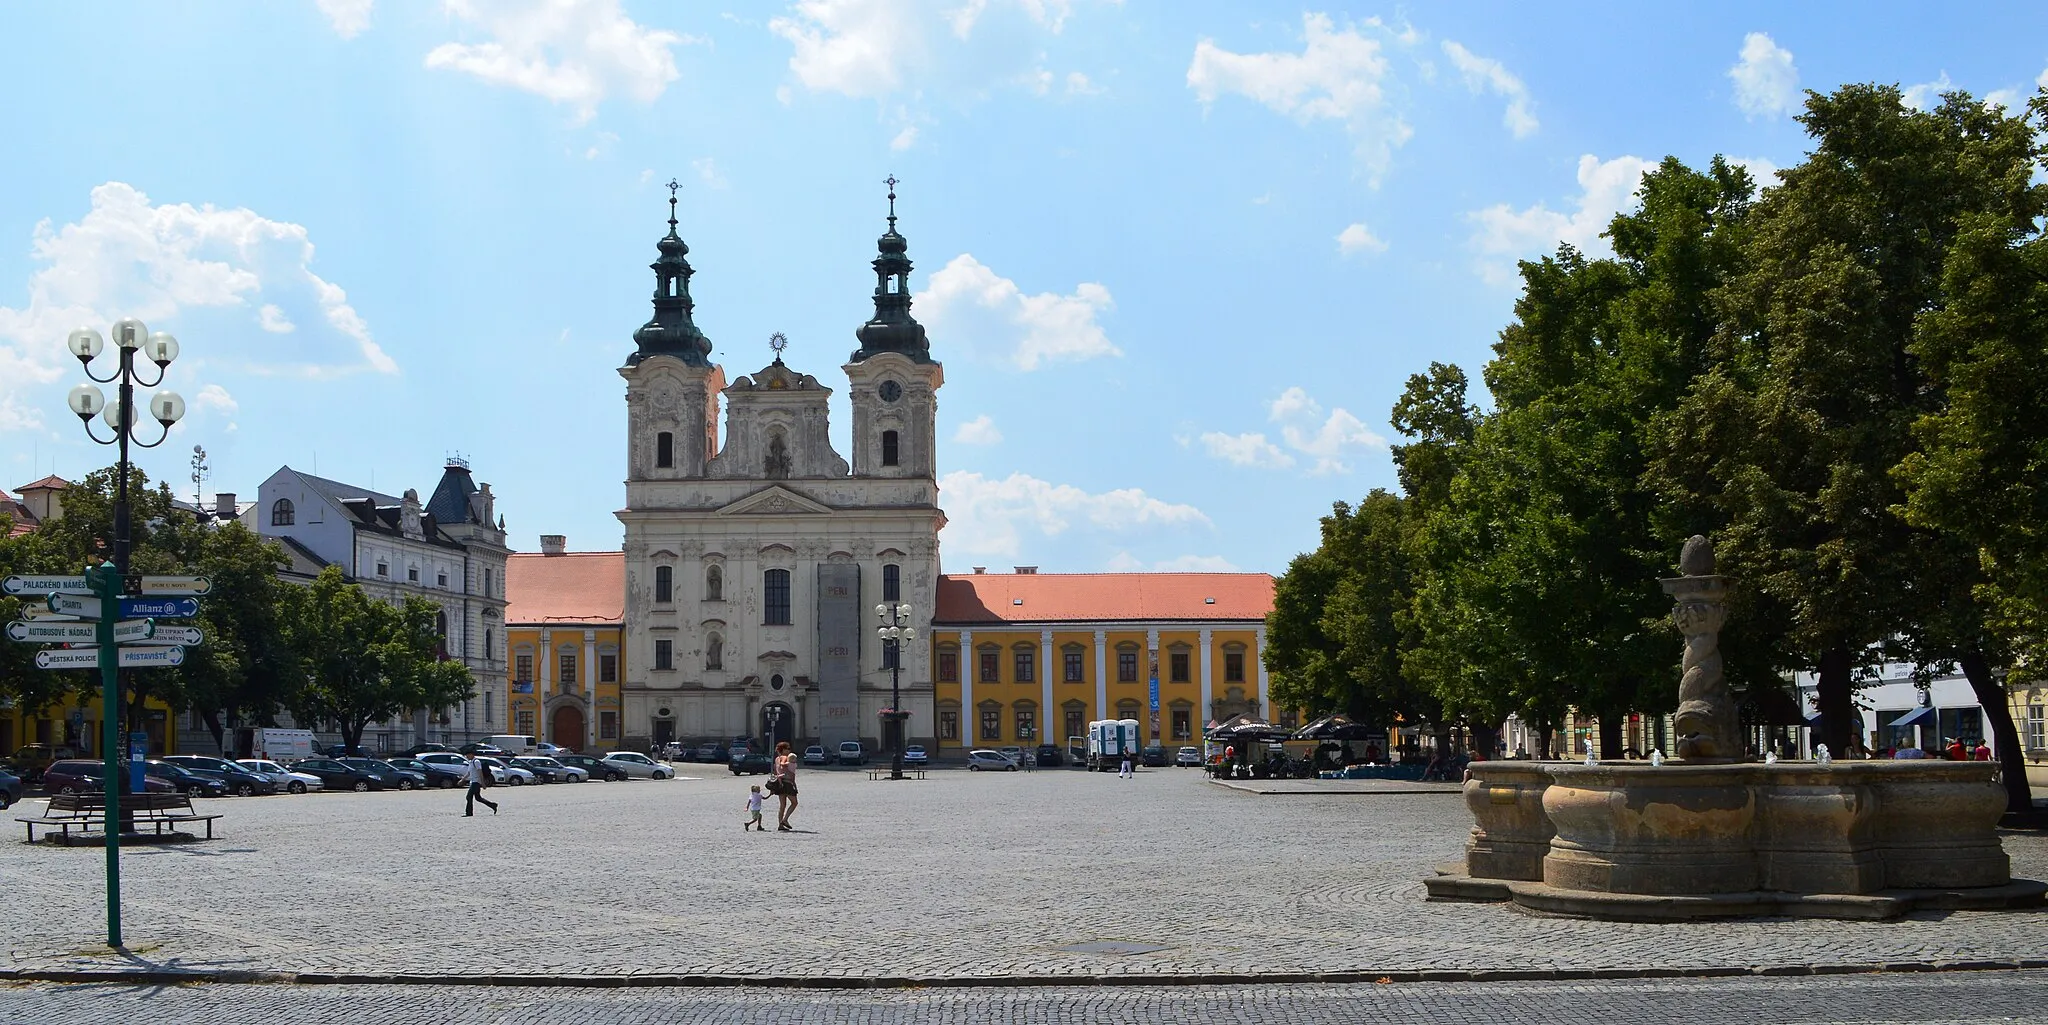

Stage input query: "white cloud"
[
  {"left": 317, "top": 0, "right": 374, "bottom": 39},
  {"left": 953, "top": 414, "right": 1003, "bottom": 445},
  {"left": 938, "top": 470, "right": 1211, "bottom": 559},
  {"left": 1465, "top": 153, "right": 1654, "bottom": 286},
  {"left": 692, "top": 156, "right": 728, "bottom": 189},
  {"left": 1199, "top": 432, "right": 1294, "bottom": 469},
  {"left": 1187, "top": 13, "right": 1412, "bottom": 183},
  {"left": 770, "top": 0, "right": 1082, "bottom": 102},
  {"left": 890, "top": 124, "right": 919, "bottom": 150},
  {"left": 1336, "top": 222, "right": 1387, "bottom": 255},
  {"left": 1904, "top": 72, "right": 1954, "bottom": 111},
  {"left": 195, "top": 384, "right": 239, "bottom": 417},
  {"left": 0, "top": 182, "right": 396, "bottom": 428},
  {"left": 1728, "top": 31, "right": 1799, "bottom": 118},
  {"left": 1729, "top": 155, "right": 1782, "bottom": 189},
  {"left": 1441, "top": 40, "right": 1537, "bottom": 138},
  {"left": 921, "top": 254, "right": 1117, "bottom": 370},
  {"left": 425, "top": 0, "right": 694, "bottom": 124},
  {"left": 257, "top": 304, "right": 295, "bottom": 333},
  {"left": 1107, "top": 551, "right": 1239, "bottom": 573},
  {"left": 1984, "top": 88, "right": 2020, "bottom": 113},
  {"left": 1065, "top": 71, "right": 1101, "bottom": 96},
  {"left": 1196, "top": 388, "right": 1384, "bottom": 475}
]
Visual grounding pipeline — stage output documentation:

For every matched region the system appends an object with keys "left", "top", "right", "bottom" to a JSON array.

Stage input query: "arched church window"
[
  {"left": 706, "top": 634, "right": 723, "bottom": 671},
  {"left": 764, "top": 569, "right": 792, "bottom": 625},
  {"left": 654, "top": 565, "right": 673, "bottom": 604},
  {"left": 705, "top": 565, "right": 723, "bottom": 601},
  {"left": 882, "top": 564, "right": 901, "bottom": 602},
  {"left": 881, "top": 430, "right": 899, "bottom": 467},
  {"left": 656, "top": 432, "right": 674, "bottom": 469},
  {"left": 271, "top": 499, "right": 294, "bottom": 526}
]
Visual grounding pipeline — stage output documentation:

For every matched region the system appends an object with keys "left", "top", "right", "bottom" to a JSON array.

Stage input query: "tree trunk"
[
  {"left": 201, "top": 709, "right": 227, "bottom": 757},
  {"left": 1959, "top": 649, "right": 2033, "bottom": 817},
  {"left": 1536, "top": 723, "right": 1554, "bottom": 760},
  {"left": 1470, "top": 720, "right": 1502, "bottom": 760},
  {"left": 343, "top": 719, "right": 367, "bottom": 756},
  {"left": 1432, "top": 725, "right": 1452, "bottom": 756},
  {"left": 1815, "top": 646, "right": 1853, "bottom": 757},
  {"left": 1599, "top": 709, "right": 1625, "bottom": 760}
]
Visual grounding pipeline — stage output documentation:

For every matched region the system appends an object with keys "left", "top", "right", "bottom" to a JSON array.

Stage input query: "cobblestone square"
[{"left": 4, "top": 767, "right": 2045, "bottom": 982}]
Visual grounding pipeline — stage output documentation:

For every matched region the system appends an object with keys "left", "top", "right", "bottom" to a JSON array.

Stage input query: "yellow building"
[
  {"left": 1, "top": 693, "right": 180, "bottom": 761},
  {"left": 504, "top": 537, "right": 626, "bottom": 752},
  {"left": 928, "top": 570, "right": 1277, "bottom": 754}
]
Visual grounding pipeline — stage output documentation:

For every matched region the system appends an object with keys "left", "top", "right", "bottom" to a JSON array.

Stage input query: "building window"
[
  {"left": 656, "top": 431, "right": 674, "bottom": 468},
  {"left": 1170, "top": 651, "right": 1190, "bottom": 683},
  {"left": 515, "top": 654, "right": 533, "bottom": 682},
  {"left": 435, "top": 611, "right": 448, "bottom": 637},
  {"left": 980, "top": 702, "right": 1002, "bottom": 741},
  {"left": 882, "top": 564, "right": 901, "bottom": 602},
  {"left": 979, "top": 647, "right": 1000, "bottom": 683},
  {"left": 484, "top": 568, "right": 493, "bottom": 596},
  {"left": 763, "top": 569, "right": 791, "bottom": 625},
  {"left": 2029, "top": 703, "right": 2045, "bottom": 752},
  {"left": 599, "top": 653, "right": 617, "bottom": 683},
  {"left": 270, "top": 499, "right": 294, "bottom": 526},
  {"left": 1225, "top": 651, "right": 1246, "bottom": 682},
  {"left": 939, "top": 707, "right": 960, "bottom": 741},
  {"left": 654, "top": 565, "right": 673, "bottom": 603},
  {"left": 484, "top": 689, "right": 493, "bottom": 720},
  {"left": 1064, "top": 703, "right": 1086, "bottom": 743},
  {"left": 706, "top": 634, "right": 723, "bottom": 671},
  {"left": 881, "top": 430, "right": 899, "bottom": 467},
  {"left": 883, "top": 639, "right": 900, "bottom": 670},
  {"left": 655, "top": 639, "right": 673, "bottom": 670},
  {"left": 1014, "top": 648, "right": 1035, "bottom": 683},
  {"left": 1064, "top": 650, "right": 1084, "bottom": 683},
  {"left": 438, "top": 570, "right": 449, "bottom": 587},
  {"left": 408, "top": 566, "right": 420, "bottom": 583},
  {"left": 1015, "top": 705, "right": 1036, "bottom": 741},
  {"left": 376, "top": 561, "right": 388, "bottom": 578},
  {"left": 1172, "top": 708, "right": 1192, "bottom": 740},
  {"left": 483, "top": 629, "right": 493, "bottom": 659},
  {"left": 938, "top": 649, "right": 958, "bottom": 682},
  {"left": 1118, "top": 652, "right": 1139, "bottom": 683},
  {"left": 600, "top": 711, "right": 619, "bottom": 740},
  {"left": 559, "top": 652, "right": 577, "bottom": 686},
  {"left": 515, "top": 710, "right": 535, "bottom": 736},
  {"left": 705, "top": 565, "right": 722, "bottom": 601}
]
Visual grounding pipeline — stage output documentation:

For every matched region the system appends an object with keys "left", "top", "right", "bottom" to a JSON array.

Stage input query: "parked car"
[
  {"left": 510, "top": 756, "right": 586, "bottom": 783},
  {"left": 600, "top": 751, "right": 674, "bottom": 780},
  {"left": 553, "top": 753, "right": 624, "bottom": 782},
  {"left": 341, "top": 758, "right": 425, "bottom": 789},
  {"left": 802, "top": 745, "right": 830, "bottom": 767},
  {"left": 473, "top": 756, "right": 535, "bottom": 785},
  {"left": 1034, "top": 744, "right": 1063, "bottom": 767},
  {"left": 534, "top": 742, "right": 571, "bottom": 757},
  {"left": 0, "top": 766, "right": 23, "bottom": 809},
  {"left": 162, "top": 754, "right": 281, "bottom": 796},
  {"left": 8, "top": 743, "right": 82, "bottom": 783},
  {"left": 288, "top": 757, "right": 386, "bottom": 791},
  {"left": 694, "top": 742, "right": 726, "bottom": 763},
  {"left": 997, "top": 745, "right": 1026, "bottom": 766},
  {"left": 730, "top": 752, "right": 773, "bottom": 775},
  {"left": 142, "top": 760, "right": 229, "bottom": 798},
  {"left": 728, "top": 742, "right": 752, "bottom": 762},
  {"left": 966, "top": 749, "right": 1019, "bottom": 772},
  {"left": 398, "top": 743, "right": 451, "bottom": 757},
  {"left": 1141, "top": 745, "right": 1169, "bottom": 768},
  {"left": 1175, "top": 746, "right": 1203, "bottom": 767},
  {"left": 903, "top": 744, "right": 929, "bottom": 768},
  {"left": 665, "top": 742, "right": 693, "bottom": 762},
  {"left": 456, "top": 743, "right": 507, "bottom": 757},
  {"left": 384, "top": 756, "right": 463, "bottom": 789},
  {"left": 41, "top": 759, "right": 175, "bottom": 795},
  {"left": 838, "top": 741, "right": 866, "bottom": 766},
  {"left": 237, "top": 758, "right": 324, "bottom": 793}
]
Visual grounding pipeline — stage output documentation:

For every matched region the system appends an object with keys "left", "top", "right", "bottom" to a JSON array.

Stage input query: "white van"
[
  {"left": 239, "top": 728, "right": 315, "bottom": 760},
  {"left": 487, "top": 735, "right": 538, "bottom": 755}
]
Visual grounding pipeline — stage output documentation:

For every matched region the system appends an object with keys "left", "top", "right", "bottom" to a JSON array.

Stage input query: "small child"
[{"left": 745, "top": 785, "right": 765, "bottom": 831}]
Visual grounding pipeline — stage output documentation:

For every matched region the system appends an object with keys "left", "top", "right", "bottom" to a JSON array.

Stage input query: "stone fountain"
[{"left": 1424, "top": 536, "right": 2046, "bottom": 920}]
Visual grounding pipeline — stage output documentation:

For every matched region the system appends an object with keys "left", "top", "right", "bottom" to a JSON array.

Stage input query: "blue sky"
[{"left": 2, "top": 2, "right": 2043, "bottom": 575}]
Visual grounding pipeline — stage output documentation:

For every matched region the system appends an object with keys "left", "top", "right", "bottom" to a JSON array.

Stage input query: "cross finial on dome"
[
  {"left": 885, "top": 174, "right": 899, "bottom": 232},
  {"left": 665, "top": 178, "right": 681, "bottom": 234}
]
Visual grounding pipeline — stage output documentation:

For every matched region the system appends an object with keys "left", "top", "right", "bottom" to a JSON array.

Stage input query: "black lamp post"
[
  {"left": 64, "top": 318, "right": 185, "bottom": 949},
  {"left": 874, "top": 600, "right": 915, "bottom": 780},
  {"left": 765, "top": 703, "right": 782, "bottom": 755}
]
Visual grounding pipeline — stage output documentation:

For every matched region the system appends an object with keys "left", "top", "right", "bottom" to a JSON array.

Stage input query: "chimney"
[
  {"left": 539, "top": 534, "right": 567, "bottom": 556},
  {"left": 972, "top": 567, "right": 986, "bottom": 575},
  {"left": 1014, "top": 566, "right": 1038, "bottom": 574},
  {"left": 214, "top": 492, "right": 236, "bottom": 520}
]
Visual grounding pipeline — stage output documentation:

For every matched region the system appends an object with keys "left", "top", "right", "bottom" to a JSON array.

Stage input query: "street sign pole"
[{"left": 93, "top": 562, "right": 122, "bottom": 947}]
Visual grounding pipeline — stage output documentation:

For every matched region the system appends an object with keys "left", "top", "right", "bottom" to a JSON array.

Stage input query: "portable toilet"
[{"left": 1118, "top": 719, "right": 1141, "bottom": 760}]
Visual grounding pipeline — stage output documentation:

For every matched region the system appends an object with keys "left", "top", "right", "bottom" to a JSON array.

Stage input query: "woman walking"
[{"left": 771, "top": 740, "right": 799, "bottom": 831}]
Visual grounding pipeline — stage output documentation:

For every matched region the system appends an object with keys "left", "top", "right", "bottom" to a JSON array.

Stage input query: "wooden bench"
[
  {"left": 866, "top": 767, "right": 928, "bottom": 780},
  {"left": 16, "top": 792, "right": 222, "bottom": 843}
]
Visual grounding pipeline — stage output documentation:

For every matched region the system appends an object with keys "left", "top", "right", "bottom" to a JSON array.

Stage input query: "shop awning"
[{"left": 1888, "top": 706, "right": 1936, "bottom": 727}]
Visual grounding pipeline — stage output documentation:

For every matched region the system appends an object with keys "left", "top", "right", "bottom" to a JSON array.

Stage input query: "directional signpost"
[
  {"left": 19, "top": 604, "right": 84, "bottom": 621},
  {"left": 134, "top": 575, "right": 210, "bottom": 595},
  {"left": 2, "top": 574, "right": 90, "bottom": 596},
  {"left": 117, "top": 596, "right": 199, "bottom": 620},
  {"left": 150, "top": 626, "right": 204, "bottom": 647},
  {"left": 34, "top": 648, "right": 102, "bottom": 670},
  {"left": 47, "top": 592, "right": 101, "bottom": 619}
]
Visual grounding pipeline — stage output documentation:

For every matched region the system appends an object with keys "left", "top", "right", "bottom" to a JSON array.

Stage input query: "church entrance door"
[
  {"left": 762, "top": 702, "right": 794, "bottom": 750},
  {"left": 653, "top": 719, "right": 676, "bottom": 748},
  {"left": 551, "top": 706, "right": 585, "bottom": 750}
]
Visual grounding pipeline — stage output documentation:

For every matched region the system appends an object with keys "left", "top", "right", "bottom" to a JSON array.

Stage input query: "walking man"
[
  {"left": 1119, "top": 750, "right": 1133, "bottom": 779},
  {"left": 464, "top": 756, "right": 499, "bottom": 816}
]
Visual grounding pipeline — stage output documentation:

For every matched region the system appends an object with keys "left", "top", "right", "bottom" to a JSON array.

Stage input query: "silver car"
[
  {"left": 237, "top": 758, "right": 323, "bottom": 794},
  {"left": 600, "top": 751, "right": 674, "bottom": 780}
]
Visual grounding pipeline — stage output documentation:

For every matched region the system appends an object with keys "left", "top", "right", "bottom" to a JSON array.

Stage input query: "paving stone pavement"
[
  {"left": 2, "top": 767, "right": 2045, "bottom": 982},
  {"left": 5, "top": 971, "right": 2048, "bottom": 1024}
]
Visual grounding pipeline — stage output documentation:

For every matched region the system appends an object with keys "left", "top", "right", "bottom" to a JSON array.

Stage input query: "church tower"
[
  {"left": 620, "top": 181, "right": 723, "bottom": 481},
  {"left": 844, "top": 177, "right": 943, "bottom": 479}
]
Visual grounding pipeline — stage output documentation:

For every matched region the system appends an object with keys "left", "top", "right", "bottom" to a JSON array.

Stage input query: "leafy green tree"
[{"left": 287, "top": 566, "right": 473, "bottom": 753}]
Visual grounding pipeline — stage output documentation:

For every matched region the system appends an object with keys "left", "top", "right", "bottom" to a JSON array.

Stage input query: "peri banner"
[{"left": 815, "top": 563, "right": 862, "bottom": 749}]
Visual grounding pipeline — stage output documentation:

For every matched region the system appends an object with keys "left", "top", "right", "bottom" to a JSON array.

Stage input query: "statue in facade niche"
[
  {"left": 1660, "top": 535, "right": 1742, "bottom": 761},
  {"left": 765, "top": 434, "right": 792, "bottom": 479}
]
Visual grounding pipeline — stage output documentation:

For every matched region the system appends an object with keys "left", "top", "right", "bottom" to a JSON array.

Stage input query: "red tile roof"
[
  {"left": 934, "top": 572, "right": 1273, "bottom": 625},
  {"left": 506, "top": 552, "right": 624, "bottom": 626},
  {"left": 15, "top": 475, "right": 69, "bottom": 491}
]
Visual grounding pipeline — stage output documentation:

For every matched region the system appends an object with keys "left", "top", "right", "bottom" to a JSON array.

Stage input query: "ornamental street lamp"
[
  {"left": 874, "top": 601, "right": 915, "bottom": 780},
  {"left": 66, "top": 318, "right": 185, "bottom": 948}
]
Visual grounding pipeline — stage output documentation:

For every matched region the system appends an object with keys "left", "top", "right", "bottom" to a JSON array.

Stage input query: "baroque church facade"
[{"left": 614, "top": 188, "right": 942, "bottom": 753}]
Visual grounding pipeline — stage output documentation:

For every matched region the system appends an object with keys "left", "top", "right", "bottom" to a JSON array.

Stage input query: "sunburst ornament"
[{"left": 768, "top": 332, "right": 788, "bottom": 361}]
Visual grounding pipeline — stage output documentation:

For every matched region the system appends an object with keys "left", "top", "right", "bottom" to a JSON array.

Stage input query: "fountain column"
[{"left": 1659, "top": 535, "right": 1742, "bottom": 762}]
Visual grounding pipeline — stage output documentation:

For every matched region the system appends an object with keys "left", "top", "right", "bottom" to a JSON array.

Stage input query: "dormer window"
[{"left": 270, "top": 499, "right": 294, "bottom": 526}]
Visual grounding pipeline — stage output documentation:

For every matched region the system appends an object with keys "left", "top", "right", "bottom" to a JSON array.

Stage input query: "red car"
[{"left": 40, "top": 759, "right": 175, "bottom": 796}]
